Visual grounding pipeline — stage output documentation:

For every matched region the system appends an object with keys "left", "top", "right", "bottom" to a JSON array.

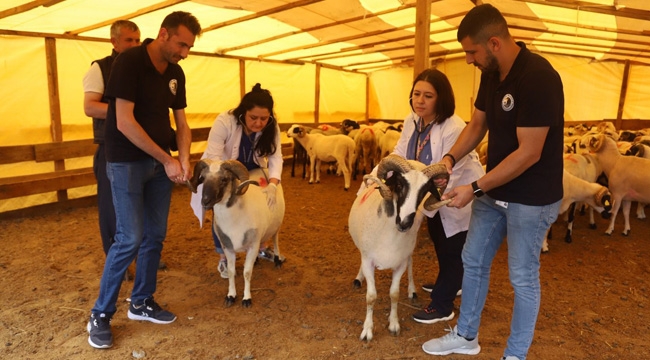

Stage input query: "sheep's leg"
[
  {"left": 270, "top": 233, "right": 283, "bottom": 267},
  {"left": 588, "top": 205, "right": 597, "bottom": 229},
  {"left": 636, "top": 202, "right": 646, "bottom": 219},
  {"left": 565, "top": 202, "right": 576, "bottom": 243},
  {"left": 315, "top": 159, "right": 321, "bottom": 183},
  {"left": 359, "top": 259, "right": 376, "bottom": 341},
  {"left": 605, "top": 196, "right": 622, "bottom": 235},
  {"left": 622, "top": 200, "right": 632, "bottom": 236},
  {"left": 406, "top": 255, "right": 416, "bottom": 300},
  {"left": 241, "top": 243, "right": 260, "bottom": 308},
  {"left": 308, "top": 155, "right": 316, "bottom": 184},
  {"left": 388, "top": 261, "right": 407, "bottom": 336},
  {"left": 224, "top": 250, "right": 238, "bottom": 307},
  {"left": 338, "top": 156, "right": 351, "bottom": 191},
  {"left": 353, "top": 264, "right": 365, "bottom": 289}
]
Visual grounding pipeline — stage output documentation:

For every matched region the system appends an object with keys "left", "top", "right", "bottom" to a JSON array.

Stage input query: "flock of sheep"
[{"left": 186, "top": 119, "right": 650, "bottom": 341}]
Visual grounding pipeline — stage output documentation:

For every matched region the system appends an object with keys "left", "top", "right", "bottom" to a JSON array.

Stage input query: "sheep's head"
[
  {"left": 595, "top": 186, "right": 612, "bottom": 219},
  {"left": 287, "top": 125, "right": 306, "bottom": 139},
  {"left": 187, "top": 159, "right": 257, "bottom": 209},
  {"left": 340, "top": 119, "right": 360, "bottom": 134},
  {"left": 363, "top": 154, "right": 450, "bottom": 232}
]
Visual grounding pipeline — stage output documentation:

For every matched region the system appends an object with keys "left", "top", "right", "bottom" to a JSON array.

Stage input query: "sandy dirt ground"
[{"left": 1, "top": 162, "right": 649, "bottom": 360}]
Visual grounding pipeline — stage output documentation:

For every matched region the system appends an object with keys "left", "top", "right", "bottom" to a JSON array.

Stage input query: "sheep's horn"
[
  {"left": 188, "top": 160, "right": 210, "bottom": 193},
  {"left": 235, "top": 180, "right": 259, "bottom": 196},
  {"left": 221, "top": 160, "right": 249, "bottom": 182},
  {"left": 376, "top": 154, "right": 413, "bottom": 181},
  {"left": 423, "top": 196, "right": 452, "bottom": 211},
  {"left": 363, "top": 175, "right": 392, "bottom": 200}
]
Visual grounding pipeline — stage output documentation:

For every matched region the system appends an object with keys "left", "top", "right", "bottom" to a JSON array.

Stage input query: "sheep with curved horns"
[
  {"left": 349, "top": 154, "right": 450, "bottom": 341},
  {"left": 188, "top": 159, "right": 285, "bottom": 308}
]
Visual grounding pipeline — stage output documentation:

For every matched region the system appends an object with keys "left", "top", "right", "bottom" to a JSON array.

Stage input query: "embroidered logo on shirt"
[
  {"left": 502, "top": 94, "right": 514, "bottom": 111},
  {"left": 169, "top": 79, "right": 178, "bottom": 95}
]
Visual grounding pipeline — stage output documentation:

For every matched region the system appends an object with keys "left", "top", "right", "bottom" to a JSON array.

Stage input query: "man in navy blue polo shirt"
[
  {"left": 422, "top": 4, "right": 564, "bottom": 360},
  {"left": 86, "top": 11, "right": 201, "bottom": 350}
]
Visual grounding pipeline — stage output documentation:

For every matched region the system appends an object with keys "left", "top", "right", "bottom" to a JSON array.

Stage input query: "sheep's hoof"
[
  {"left": 224, "top": 295, "right": 236, "bottom": 307},
  {"left": 410, "top": 292, "right": 417, "bottom": 301},
  {"left": 344, "top": 187, "right": 349, "bottom": 191},
  {"left": 605, "top": 231, "right": 612, "bottom": 236},
  {"left": 564, "top": 235, "right": 572, "bottom": 243},
  {"left": 589, "top": 223, "right": 597, "bottom": 229},
  {"left": 353, "top": 279, "right": 362, "bottom": 289},
  {"left": 622, "top": 230, "right": 630, "bottom": 236},
  {"left": 274, "top": 256, "right": 284, "bottom": 268},
  {"left": 242, "top": 299, "right": 252, "bottom": 308}
]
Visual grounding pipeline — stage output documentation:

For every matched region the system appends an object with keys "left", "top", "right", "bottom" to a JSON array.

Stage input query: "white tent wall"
[
  {"left": 318, "top": 67, "right": 367, "bottom": 123},
  {"left": 625, "top": 65, "right": 650, "bottom": 120}
]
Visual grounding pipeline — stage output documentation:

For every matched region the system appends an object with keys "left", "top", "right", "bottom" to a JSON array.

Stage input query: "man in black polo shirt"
[
  {"left": 86, "top": 11, "right": 201, "bottom": 350},
  {"left": 422, "top": 4, "right": 564, "bottom": 360}
]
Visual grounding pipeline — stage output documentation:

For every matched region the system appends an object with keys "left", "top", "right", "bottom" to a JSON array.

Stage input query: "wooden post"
[
  {"left": 616, "top": 60, "right": 630, "bottom": 130},
  {"left": 413, "top": 0, "right": 431, "bottom": 79},
  {"left": 45, "top": 37, "right": 67, "bottom": 201},
  {"left": 239, "top": 59, "right": 246, "bottom": 98},
  {"left": 365, "top": 75, "right": 370, "bottom": 122},
  {"left": 315, "top": 64, "right": 321, "bottom": 124}
]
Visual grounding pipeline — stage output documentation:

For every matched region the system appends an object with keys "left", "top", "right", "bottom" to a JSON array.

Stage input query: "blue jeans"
[
  {"left": 92, "top": 159, "right": 173, "bottom": 315},
  {"left": 455, "top": 195, "right": 560, "bottom": 360}
]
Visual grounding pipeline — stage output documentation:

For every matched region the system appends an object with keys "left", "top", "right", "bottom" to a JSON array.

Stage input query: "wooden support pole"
[
  {"left": 315, "top": 64, "right": 321, "bottom": 124},
  {"left": 413, "top": 0, "right": 431, "bottom": 79},
  {"left": 45, "top": 37, "right": 67, "bottom": 202},
  {"left": 616, "top": 59, "right": 630, "bottom": 130},
  {"left": 239, "top": 59, "right": 246, "bottom": 98}
]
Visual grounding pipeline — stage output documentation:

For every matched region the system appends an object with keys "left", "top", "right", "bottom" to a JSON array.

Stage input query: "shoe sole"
[
  {"left": 127, "top": 310, "right": 177, "bottom": 324},
  {"left": 86, "top": 322, "right": 112, "bottom": 349},
  {"left": 421, "top": 344, "right": 481, "bottom": 356},
  {"left": 413, "top": 311, "right": 455, "bottom": 324}
]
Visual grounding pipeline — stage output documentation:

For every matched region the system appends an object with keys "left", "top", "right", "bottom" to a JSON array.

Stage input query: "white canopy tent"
[{"left": 1, "top": 0, "right": 649, "bottom": 212}]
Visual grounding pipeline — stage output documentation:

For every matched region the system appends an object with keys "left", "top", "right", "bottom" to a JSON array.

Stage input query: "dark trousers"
[
  {"left": 426, "top": 212, "right": 466, "bottom": 316},
  {"left": 93, "top": 144, "right": 116, "bottom": 255}
]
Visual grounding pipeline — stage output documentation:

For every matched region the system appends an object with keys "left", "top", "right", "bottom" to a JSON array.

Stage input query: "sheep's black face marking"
[{"left": 385, "top": 173, "right": 414, "bottom": 229}]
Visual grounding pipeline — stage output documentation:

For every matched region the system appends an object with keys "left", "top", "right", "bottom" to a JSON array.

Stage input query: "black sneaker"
[
  {"left": 127, "top": 297, "right": 177, "bottom": 324},
  {"left": 87, "top": 313, "right": 112, "bottom": 349},
  {"left": 413, "top": 306, "right": 454, "bottom": 324}
]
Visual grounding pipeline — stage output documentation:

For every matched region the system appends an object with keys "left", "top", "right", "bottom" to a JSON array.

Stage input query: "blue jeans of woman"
[
  {"left": 455, "top": 195, "right": 560, "bottom": 360},
  {"left": 92, "top": 158, "right": 173, "bottom": 315}
]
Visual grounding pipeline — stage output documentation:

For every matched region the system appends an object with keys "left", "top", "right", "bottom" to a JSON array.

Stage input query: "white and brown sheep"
[
  {"left": 542, "top": 169, "right": 612, "bottom": 252},
  {"left": 585, "top": 134, "right": 650, "bottom": 236},
  {"left": 188, "top": 159, "right": 284, "bottom": 307},
  {"left": 287, "top": 124, "right": 356, "bottom": 190},
  {"left": 349, "top": 154, "right": 450, "bottom": 341}
]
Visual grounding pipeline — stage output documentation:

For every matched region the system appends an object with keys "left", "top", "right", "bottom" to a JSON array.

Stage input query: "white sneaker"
[
  {"left": 422, "top": 325, "right": 481, "bottom": 355},
  {"left": 218, "top": 259, "right": 228, "bottom": 279}
]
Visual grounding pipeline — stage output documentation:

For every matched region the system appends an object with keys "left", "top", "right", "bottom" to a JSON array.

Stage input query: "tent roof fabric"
[{"left": 1, "top": 0, "right": 649, "bottom": 72}]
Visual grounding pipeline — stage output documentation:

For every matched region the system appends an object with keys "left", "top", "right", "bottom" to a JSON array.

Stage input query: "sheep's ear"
[{"left": 187, "top": 160, "right": 210, "bottom": 193}]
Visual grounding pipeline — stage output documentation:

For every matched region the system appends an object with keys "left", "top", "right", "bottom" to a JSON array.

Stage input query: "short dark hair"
[
  {"left": 232, "top": 83, "right": 278, "bottom": 157},
  {"left": 457, "top": 4, "right": 509, "bottom": 44},
  {"left": 410, "top": 69, "right": 455, "bottom": 125},
  {"left": 161, "top": 11, "right": 202, "bottom": 36},
  {"left": 110, "top": 20, "right": 139, "bottom": 39}
]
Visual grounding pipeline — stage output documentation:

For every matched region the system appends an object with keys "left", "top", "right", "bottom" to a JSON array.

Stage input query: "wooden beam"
[
  {"left": 413, "top": 0, "right": 432, "bottom": 79},
  {"left": 616, "top": 60, "right": 631, "bottom": 129},
  {"left": 217, "top": 2, "right": 418, "bottom": 54},
  {"left": 239, "top": 59, "right": 246, "bottom": 98},
  {"left": 0, "top": 0, "right": 63, "bottom": 20},
  {"left": 0, "top": 168, "right": 95, "bottom": 200},
  {"left": 512, "top": 0, "right": 650, "bottom": 22},
  {"left": 67, "top": 0, "right": 188, "bottom": 35},
  {"left": 45, "top": 37, "right": 67, "bottom": 201},
  {"left": 34, "top": 139, "right": 96, "bottom": 162},
  {"left": 0, "top": 145, "right": 35, "bottom": 165},
  {"left": 202, "top": 0, "right": 325, "bottom": 33}
]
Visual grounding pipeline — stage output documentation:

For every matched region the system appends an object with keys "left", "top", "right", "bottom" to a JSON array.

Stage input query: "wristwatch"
[{"left": 471, "top": 181, "right": 485, "bottom": 198}]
